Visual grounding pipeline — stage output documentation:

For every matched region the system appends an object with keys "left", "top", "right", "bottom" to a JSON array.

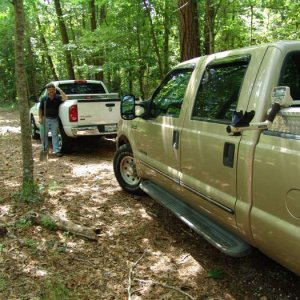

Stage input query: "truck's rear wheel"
[
  {"left": 59, "top": 123, "right": 73, "bottom": 153},
  {"left": 113, "top": 144, "right": 143, "bottom": 195}
]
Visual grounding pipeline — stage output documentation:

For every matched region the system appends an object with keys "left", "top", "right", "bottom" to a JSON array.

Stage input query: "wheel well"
[{"left": 117, "top": 135, "right": 130, "bottom": 149}]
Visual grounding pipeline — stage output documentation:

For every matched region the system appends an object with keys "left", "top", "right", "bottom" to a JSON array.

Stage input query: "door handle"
[
  {"left": 173, "top": 130, "right": 179, "bottom": 150},
  {"left": 223, "top": 142, "right": 235, "bottom": 168}
]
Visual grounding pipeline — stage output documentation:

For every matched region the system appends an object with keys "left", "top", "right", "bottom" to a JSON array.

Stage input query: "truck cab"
[{"left": 113, "top": 41, "right": 300, "bottom": 276}]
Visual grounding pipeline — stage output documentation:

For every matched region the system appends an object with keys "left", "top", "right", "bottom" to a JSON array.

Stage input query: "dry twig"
[
  {"left": 134, "top": 278, "right": 195, "bottom": 300},
  {"left": 127, "top": 250, "right": 147, "bottom": 299}
]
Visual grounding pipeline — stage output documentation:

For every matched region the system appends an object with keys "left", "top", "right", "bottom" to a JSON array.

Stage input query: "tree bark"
[
  {"left": 143, "top": 0, "right": 163, "bottom": 78},
  {"left": 27, "top": 211, "right": 100, "bottom": 241},
  {"left": 136, "top": 24, "right": 145, "bottom": 98},
  {"left": 36, "top": 16, "right": 59, "bottom": 81},
  {"left": 12, "top": 0, "right": 35, "bottom": 194},
  {"left": 178, "top": 0, "right": 200, "bottom": 61},
  {"left": 204, "top": 0, "right": 214, "bottom": 54},
  {"left": 53, "top": 0, "right": 75, "bottom": 79},
  {"left": 90, "top": 0, "right": 104, "bottom": 81},
  {"left": 163, "top": 0, "right": 171, "bottom": 75},
  {"left": 27, "top": 37, "right": 38, "bottom": 98}
]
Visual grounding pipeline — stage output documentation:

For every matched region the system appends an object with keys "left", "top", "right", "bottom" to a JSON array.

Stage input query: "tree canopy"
[{"left": 1, "top": 0, "right": 300, "bottom": 103}]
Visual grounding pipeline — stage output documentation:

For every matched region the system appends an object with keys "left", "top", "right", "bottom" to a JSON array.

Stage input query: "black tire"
[
  {"left": 113, "top": 144, "right": 143, "bottom": 195},
  {"left": 59, "top": 123, "right": 73, "bottom": 153},
  {"left": 31, "top": 116, "right": 40, "bottom": 140}
]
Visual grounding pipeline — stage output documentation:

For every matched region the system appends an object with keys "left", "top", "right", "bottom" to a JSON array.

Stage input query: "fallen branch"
[
  {"left": 25, "top": 211, "right": 100, "bottom": 241},
  {"left": 134, "top": 278, "right": 196, "bottom": 300},
  {"left": 128, "top": 250, "right": 147, "bottom": 299}
]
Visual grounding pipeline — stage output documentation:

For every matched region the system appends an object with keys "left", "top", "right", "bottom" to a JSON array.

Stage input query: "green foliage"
[
  {"left": 13, "top": 180, "right": 43, "bottom": 204},
  {"left": 206, "top": 268, "right": 225, "bottom": 279},
  {"left": 0, "top": 272, "right": 7, "bottom": 291},
  {"left": 24, "top": 239, "right": 38, "bottom": 252},
  {"left": 1, "top": 0, "right": 300, "bottom": 105},
  {"left": 48, "top": 180, "right": 59, "bottom": 192},
  {"left": 40, "top": 215, "right": 57, "bottom": 231},
  {"left": 42, "top": 279, "right": 70, "bottom": 300},
  {"left": 15, "top": 218, "right": 32, "bottom": 229}
]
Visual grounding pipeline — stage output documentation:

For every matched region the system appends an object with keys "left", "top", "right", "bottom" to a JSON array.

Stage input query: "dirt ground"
[{"left": 0, "top": 110, "right": 300, "bottom": 300}]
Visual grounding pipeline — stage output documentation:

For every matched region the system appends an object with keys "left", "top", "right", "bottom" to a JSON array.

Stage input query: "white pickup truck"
[{"left": 30, "top": 80, "right": 120, "bottom": 153}]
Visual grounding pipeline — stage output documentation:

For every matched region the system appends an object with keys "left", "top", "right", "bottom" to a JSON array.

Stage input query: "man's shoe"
[{"left": 55, "top": 152, "right": 63, "bottom": 157}]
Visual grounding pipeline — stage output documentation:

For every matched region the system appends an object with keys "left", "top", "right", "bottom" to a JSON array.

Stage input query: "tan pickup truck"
[{"left": 113, "top": 41, "right": 300, "bottom": 276}]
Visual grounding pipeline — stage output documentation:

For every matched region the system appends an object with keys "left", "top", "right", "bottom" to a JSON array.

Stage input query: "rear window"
[{"left": 58, "top": 83, "right": 106, "bottom": 94}]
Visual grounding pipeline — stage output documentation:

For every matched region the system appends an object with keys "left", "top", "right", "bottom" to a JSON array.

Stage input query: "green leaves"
[{"left": 206, "top": 268, "right": 225, "bottom": 279}]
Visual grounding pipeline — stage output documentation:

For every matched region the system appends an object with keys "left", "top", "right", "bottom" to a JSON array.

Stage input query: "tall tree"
[
  {"left": 12, "top": 0, "right": 35, "bottom": 197},
  {"left": 36, "top": 15, "right": 59, "bottom": 81},
  {"left": 89, "top": 0, "right": 104, "bottom": 81},
  {"left": 178, "top": 0, "right": 200, "bottom": 61},
  {"left": 53, "top": 0, "right": 75, "bottom": 79},
  {"left": 143, "top": 0, "right": 163, "bottom": 78}
]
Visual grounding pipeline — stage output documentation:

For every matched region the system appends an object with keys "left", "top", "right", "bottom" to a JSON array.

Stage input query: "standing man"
[{"left": 39, "top": 83, "right": 68, "bottom": 157}]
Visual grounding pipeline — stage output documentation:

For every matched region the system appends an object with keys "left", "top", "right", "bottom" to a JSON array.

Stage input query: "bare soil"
[{"left": 0, "top": 110, "right": 299, "bottom": 300}]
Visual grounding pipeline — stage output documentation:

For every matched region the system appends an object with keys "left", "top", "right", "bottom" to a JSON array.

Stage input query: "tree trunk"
[
  {"left": 136, "top": 24, "right": 145, "bottom": 98},
  {"left": 53, "top": 0, "right": 75, "bottom": 79},
  {"left": 204, "top": 0, "right": 223, "bottom": 54},
  {"left": 163, "top": 0, "right": 170, "bottom": 75},
  {"left": 204, "top": 0, "right": 215, "bottom": 54},
  {"left": 36, "top": 16, "right": 59, "bottom": 81},
  {"left": 143, "top": 0, "right": 163, "bottom": 78},
  {"left": 90, "top": 0, "right": 104, "bottom": 81},
  {"left": 27, "top": 37, "right": 37, "bottom": 98},
  {"left": 12, "top": 0, "right": 35, "bottom": 195},
  {"left": 178, "top": 0, "right": 200, "bottom": 61}
]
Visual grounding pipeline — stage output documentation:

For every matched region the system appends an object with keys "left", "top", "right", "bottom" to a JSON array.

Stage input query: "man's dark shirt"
[{"left": 40, "top": 95, "right": 63, "bottom": 118}]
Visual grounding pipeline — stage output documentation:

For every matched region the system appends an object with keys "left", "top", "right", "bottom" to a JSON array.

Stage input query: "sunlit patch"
[
  {"left": 149, "top": 256, "right": 174, "bottom": 273},
  {"left": 138, "top": 208, "right": 153, "bottom": 220},
  {"left": 176, "top": 254, "right": 204, "bottom": 277},
  {"left": 0, "top": 125, "right": 21, "bottom": 135},
  {"left": 23, "top": 264, "right": 48, "bottom": 277},
  {"left": 0, "top": 205, "right": 12, "bottom": 215},
  {"left": 72, "top": 163, "right": 112, "bottom": 177}
]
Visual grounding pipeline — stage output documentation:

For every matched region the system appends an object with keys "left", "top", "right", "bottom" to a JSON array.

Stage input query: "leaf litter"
[{"left": 0, "top": 110, "right": 300, "bottom": 300}]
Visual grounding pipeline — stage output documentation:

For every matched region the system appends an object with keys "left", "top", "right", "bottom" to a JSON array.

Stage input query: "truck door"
[
  {"left": 131, "top": 67, "right": 194, "bottom": 192},
  {"left": 180, "top": 55, "right": 252, "bottom": 227}
]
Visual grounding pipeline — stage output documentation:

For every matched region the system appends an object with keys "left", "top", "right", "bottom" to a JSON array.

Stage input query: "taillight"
[{"left": 69, "top": 105, "right": 78, "bottom": 122}]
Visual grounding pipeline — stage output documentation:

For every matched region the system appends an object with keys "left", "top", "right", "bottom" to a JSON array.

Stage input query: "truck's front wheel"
[{"left": 113, "top": 144, "right": 143, "bottom": 195}]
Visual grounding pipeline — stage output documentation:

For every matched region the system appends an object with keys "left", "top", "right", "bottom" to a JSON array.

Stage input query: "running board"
[{"left": 140, "top": 181, "right": 251, "bottom": 257}]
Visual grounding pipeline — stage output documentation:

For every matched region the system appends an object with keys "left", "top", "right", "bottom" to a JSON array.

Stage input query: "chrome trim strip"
[
  {"left": 140, "top": 160, "right": 180, "bottom": 185},
  {"left": 140, "top": 159, "right": 234, "bottom": 214},
  {"left": 180, "top": 182, "right": 234, "bottom": 214}
]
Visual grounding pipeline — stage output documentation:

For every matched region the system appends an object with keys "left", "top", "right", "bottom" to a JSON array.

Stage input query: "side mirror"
[
  {"left": 121, "top": 95, "right": 136, "bottom": 120},
  {"left": 226, "top": 86, "right": 293, "bottom": 135}
]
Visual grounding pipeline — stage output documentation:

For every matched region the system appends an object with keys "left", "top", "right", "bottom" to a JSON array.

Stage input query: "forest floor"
[{"left": 0, "top": 109, "right": 300, "bottom": 300}]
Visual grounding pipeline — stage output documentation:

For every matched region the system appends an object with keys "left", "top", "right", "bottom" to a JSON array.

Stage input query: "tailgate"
[{"left": 76, "top": 94, "right": 120, "bottom": 126}]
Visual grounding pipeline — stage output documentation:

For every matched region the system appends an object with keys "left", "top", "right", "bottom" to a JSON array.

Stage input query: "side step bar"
[{"left": 140, "top": 180, "right": 251, "bottom": 257}]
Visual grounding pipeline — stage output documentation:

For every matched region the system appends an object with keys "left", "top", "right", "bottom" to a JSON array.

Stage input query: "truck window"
[
  {"left": 279, "top": 52, "right": 300, "bottom": 101},
  {"left": 59, "top": 83, "right": 106, "bottom": 94},
  {"left": 192, "top": 55, "right": 250, "bottom": 123},
  {"left": 150, "top": 68, "right": 194, "bottom": 118}
]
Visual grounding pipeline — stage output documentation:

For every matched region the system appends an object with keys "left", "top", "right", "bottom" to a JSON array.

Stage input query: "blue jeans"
[{"left": 41, "top": 118, "right": 60, "bottom": 153}]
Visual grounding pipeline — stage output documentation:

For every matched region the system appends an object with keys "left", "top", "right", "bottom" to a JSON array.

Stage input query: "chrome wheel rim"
[{"left": 120, "top": 155, "right": 140, "bottom": 185}]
